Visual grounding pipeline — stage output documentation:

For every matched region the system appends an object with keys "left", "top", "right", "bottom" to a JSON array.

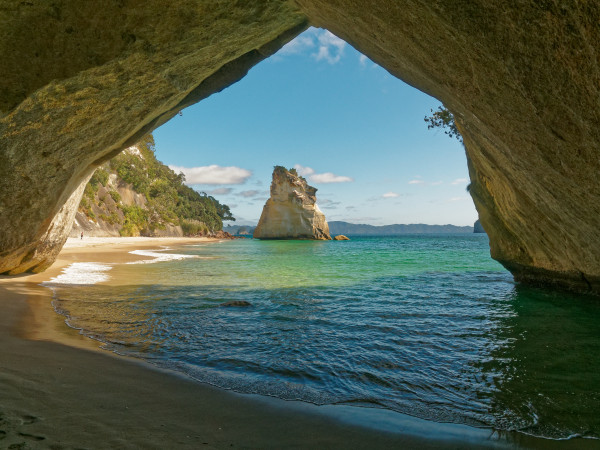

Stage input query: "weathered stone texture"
[
  {"left": 1, "top": 1, "right": 599, "bottom": 293},
  {"left": 0, "top": 1, "right": 307, "bottom": 274},
  {"left": 296, "top": 0, "right": 600, "bottom": 292},
  {"left": 254, "top": 167, "right": 331, "bottom": 240}
]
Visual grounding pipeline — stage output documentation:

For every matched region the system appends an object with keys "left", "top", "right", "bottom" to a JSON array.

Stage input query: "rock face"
[
  {"left": 334, "top": 235, "right": 350, "bottom": 241},
  {"left": 253, "top": 167, "right": 331, "bottom": 240},
  {"left": 0, "top": 1, "right": 307, "bottom": 274},
  {"left": 1, "top": 2, "right": 599, "bottom": 293},
  {"left": 69, "top": 147, "right": 185, "bottom": 238},
  {"left": 296, "top": 1, "right": 600, "bottom": 294}
]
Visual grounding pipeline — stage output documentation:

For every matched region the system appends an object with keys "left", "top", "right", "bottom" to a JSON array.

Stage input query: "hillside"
[
  {"left": 328, "top": 221, "right": 473, "bottom": 236},
  {"left": 71, "top": 135, "right": 233, "bottom": 237}
]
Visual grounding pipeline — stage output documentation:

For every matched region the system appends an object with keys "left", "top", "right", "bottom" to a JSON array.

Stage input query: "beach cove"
[{"left": 0, "top": 237, "right": 597, "bottom": 449}]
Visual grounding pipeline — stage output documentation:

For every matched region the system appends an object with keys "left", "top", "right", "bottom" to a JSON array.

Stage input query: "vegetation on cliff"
[
  {"left": 78, "top": 135, "right": 234, "bottom": 236},
  {"left": 424, "top": 106, "right": 462, "bottom": 143}
]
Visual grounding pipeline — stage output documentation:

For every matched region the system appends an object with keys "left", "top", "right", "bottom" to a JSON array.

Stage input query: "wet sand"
[{"left": 0, "top": 237, "right": 594, "bottom": 449}]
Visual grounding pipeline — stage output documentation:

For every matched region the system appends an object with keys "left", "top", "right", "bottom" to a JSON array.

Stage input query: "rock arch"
[{"left": 1, "top": 1, "right": 598, "bottom": 293}]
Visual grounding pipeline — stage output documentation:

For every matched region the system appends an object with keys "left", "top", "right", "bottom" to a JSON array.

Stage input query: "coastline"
[{"left": 0, "top": 238, "right": 594, "bottom": 448}]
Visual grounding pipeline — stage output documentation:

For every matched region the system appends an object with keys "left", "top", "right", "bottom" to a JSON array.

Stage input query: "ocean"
[{"left": 44, "top": 235, "right": 600, "bottom": 441}]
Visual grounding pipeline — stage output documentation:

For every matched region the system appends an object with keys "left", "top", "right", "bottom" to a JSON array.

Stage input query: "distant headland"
[{"left": 226, "top": 221, "right": 474, "bottom": 236}]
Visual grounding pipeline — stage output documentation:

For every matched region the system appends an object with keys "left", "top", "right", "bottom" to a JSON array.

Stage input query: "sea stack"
[{"left": 253, "top": 166, "right": 331, "bottom": 240}]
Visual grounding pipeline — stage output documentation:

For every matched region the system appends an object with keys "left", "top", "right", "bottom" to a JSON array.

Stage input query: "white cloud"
[
  {"left": 169, "top": 165, "right": 251, "bottom": 185},
  {"left": 359, "top": 54, "right": 368, "bottom": 66},
  {"left": 431, "top": 181, "right": 444, "bottom": 186},
  {"left": 278, "top": 35, "right": 315, "bottom": 55},
  {"left": 275, "top": 28, "right": 346, "bottom": 65},
  {"left": 408, "top": 179, "right": 425, "bottom": 185},
  {"left": 238, "top": 190, "right": 260, "bottom": 198},
  {"left": 318, "top": 198, "right": 341, "bottom": 206},
  {"left": 206, "top": 187, "right": 233, "bottom": 195},
  {"left": 313, "top": 30, "right": 346, "bottom": 64},
  {"left": 310, "top": 172, "right": 353, "bottom": 183},
  {"left": 293, "top": 164, "right": 315, "bottom": 176},
  {"left": 294, "top": 164, "right": 353, "bottom": 184},
  {"left": 382, "top": 192, "right": 399, "bottom": 198},
  {"left": 451, "top": 178, "right": 469, "bottom": 185}
]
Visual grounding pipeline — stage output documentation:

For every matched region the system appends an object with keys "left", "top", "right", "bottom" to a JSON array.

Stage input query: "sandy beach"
[{"left": 0, "top": 237, "right": 594, "bottom": 449}]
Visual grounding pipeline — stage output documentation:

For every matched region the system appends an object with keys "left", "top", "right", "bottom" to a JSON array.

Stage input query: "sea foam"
[
  {"left": 43, "top": 262, "right": 113, "bottom": 285},
  {"left": 127, "top": 249, "right": 197, "bottom": 264}
]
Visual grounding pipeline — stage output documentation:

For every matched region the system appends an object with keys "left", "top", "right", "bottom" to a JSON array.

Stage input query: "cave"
[{"left": 1, "top": 1, "right": 598, "bottom": 293}]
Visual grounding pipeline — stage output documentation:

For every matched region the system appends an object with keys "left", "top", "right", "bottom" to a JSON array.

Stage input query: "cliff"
[
  {"left": 253, "top": 167, "right": 331, "bottom": 240},
  {"left": 71, "top": 135, "right": 232, "bottom": 238}
]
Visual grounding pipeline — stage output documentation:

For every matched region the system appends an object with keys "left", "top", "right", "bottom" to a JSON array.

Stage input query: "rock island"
[{"left": 253, "top": 166, "right": 331, "bottom": 240}]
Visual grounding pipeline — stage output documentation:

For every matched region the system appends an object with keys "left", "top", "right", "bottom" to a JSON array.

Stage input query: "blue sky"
[{"left": 153, "top": 28, "right": 478, "bottom": 226}]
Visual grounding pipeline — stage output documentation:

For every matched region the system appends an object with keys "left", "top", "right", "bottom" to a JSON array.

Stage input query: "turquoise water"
[{"left": 49, "top": 235, "right": 600, "bottom": 440}]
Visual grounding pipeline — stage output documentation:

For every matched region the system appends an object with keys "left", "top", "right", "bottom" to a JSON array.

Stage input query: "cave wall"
[
  {"left": 296, "top": 0, "right": 600, "bottom": 292},
  {"left": 0, "top": 0, "right": 307, "bottom": 273},
  {"left": 1, "top": 1, "right": 599, "bottom": 293}
]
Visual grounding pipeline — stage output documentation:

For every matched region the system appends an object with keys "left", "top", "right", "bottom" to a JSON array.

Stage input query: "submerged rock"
[
  {"left": 219, "top": 300, "right": 252, "bottom": 308},
  {"left": 253, "top": 167, "right": 331, "bottom": 240},
  {"left": 334, "top": 235, "right": 350, "bottom": 241}
]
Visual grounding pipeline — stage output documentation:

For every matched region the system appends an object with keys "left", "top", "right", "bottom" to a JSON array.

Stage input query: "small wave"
[
  {"left": 126, "top": 249, "right": 198, "bottom": 264},
  {"left": 43, "top": 262, "right": 112, "bottom": 285}
]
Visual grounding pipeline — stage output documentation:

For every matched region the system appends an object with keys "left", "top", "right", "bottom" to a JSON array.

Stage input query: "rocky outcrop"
[
  {"left": 70, "top": 169, "right": 184, "bottom": 239},
  {"left": 70, "top": 139, "right": 232, "bottom": 238},
  {"left": 333, "top": 235, "right": 350, "bottom": 241},
  {"left": 253, "top": 167, "right": 331, "bottom": 240},
  {"left": 1, "top": 2, "right": 599, "bottom": 293}
]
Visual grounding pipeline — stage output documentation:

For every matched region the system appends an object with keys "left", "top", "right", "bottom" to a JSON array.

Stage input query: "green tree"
[
  {"left": 79, "top": 133, "right": 235, "bottom": 235},
  {"left": 424, "top": 106, "right": 462, "bottom": 143}
]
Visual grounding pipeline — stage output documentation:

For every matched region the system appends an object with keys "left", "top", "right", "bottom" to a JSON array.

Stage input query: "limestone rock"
[
  {"left": 334, "top": 235, "right": 350, "bottom": 241},
  {"left": 0, "top": 1, "right": 308, "bottom": 274},
  {"left": 209, "top": 231, "right": 235, "bottom": 240},
  {"left": 295, "top": 1, "right": 600, "bottom": 293},
  {"left": 253, "top": 167, "right": 331, "bottom": 240}
]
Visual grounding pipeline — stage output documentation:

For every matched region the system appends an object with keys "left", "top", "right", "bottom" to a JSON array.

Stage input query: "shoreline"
[{"left": 0, "top": 237, "right": 594, "bottom": 448}]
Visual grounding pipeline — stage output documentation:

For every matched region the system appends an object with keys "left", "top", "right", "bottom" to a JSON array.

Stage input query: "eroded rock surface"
[
  {"left": 296, "top": 0, "right": 600, "bottom": 293},
  {"left": 1, "top": 1, "right": 599, "bottom": 293},
  {"left": 253, "top": 167, "right": 331, "bottom": 240},
  {"left": 0, "top": 1, "right": 307, "bottom": 274}
]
